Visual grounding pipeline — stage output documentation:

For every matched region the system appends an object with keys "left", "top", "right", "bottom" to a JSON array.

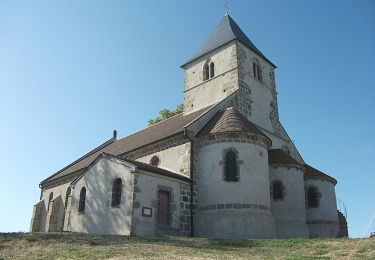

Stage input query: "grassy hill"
[{"left": 0, "top": 232, "right": 374, "bottom": 259}]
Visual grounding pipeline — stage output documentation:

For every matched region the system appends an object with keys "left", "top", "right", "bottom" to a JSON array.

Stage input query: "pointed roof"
[
  {"left": 197, "top": 107, "right": 270, "bottom": 142},
  {"left": 268, "top": 149, "right": 302, "bottom": 166},
  {"left": 181, "top": 14, "right": 275, "bottom": 68}
]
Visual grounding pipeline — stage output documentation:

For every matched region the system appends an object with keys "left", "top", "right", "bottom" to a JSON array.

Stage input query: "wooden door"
[{"left": 158, "top": 190, "right": 170, "bottom": 226}]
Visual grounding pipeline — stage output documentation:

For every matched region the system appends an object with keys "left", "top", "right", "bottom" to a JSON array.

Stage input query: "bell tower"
[{"left": 181, "top": 14, "right": 281, "bottom": 135}]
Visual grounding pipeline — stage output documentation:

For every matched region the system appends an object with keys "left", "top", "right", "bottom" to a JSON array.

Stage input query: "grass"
[{"left": 0, "top": 232, "right": 374, "bottom": 259}]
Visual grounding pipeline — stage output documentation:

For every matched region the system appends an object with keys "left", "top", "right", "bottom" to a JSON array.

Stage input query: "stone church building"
[{"left": 30, "top": 15, "right": 348, "bottom": 238}]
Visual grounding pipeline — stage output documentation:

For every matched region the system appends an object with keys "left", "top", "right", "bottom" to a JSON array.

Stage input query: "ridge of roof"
[
  {"left": 40, "top": 136, "right": 116, "bottom": 185},
  {"left": 305, "top": 164, "right": 337, "bottom": 185},
  {"left": 268, "top": 149, "right": 302, "bottom": 166},
  {"left": 40, "top": 107, "right": 210, "bottom": 185},
  {"left": 181, "top": 14, "right": 275, "bottom": 68},
  {"left": 196, "top": 107, "right": 269, "bottom": 141}
]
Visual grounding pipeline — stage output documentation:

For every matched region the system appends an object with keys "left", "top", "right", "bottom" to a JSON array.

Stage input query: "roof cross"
[{"left": 225, "top": 0, "right": 230, "bottom": 15}]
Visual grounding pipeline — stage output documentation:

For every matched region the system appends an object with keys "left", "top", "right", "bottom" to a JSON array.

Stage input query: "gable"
[
  {"left": 71, "top": 154, "right": 136, "bottom": 187},
  {"left": 71, "top": 153, "right": 190, "bottom": 187}
]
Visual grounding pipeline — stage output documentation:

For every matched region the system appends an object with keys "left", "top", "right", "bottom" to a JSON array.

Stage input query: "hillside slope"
[{"left": 0, "top": 233, "right": 374, "bottom": 259}]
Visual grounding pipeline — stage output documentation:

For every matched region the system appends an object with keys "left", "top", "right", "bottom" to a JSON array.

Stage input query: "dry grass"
[{"left": 0, "top": 232, "right": 374, "bottom": 259}]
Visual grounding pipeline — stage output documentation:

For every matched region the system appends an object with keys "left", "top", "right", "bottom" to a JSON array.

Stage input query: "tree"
[{"left": 148, "top": 104, "right": 183, "bottom": 126}]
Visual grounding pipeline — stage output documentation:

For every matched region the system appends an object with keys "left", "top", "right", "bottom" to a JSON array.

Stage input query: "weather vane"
[{"left": 225, "top": 0, "right": 230, "bottom": 15}]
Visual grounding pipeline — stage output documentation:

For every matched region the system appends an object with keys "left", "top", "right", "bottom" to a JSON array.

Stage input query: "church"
[{"left": 30, "top": 14, "right": 348, "bottom": 239}]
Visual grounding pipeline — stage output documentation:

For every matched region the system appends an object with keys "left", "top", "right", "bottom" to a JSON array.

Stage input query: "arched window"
[
  {"left": 111, "top": 178, "right": 122, "bottom": 207},
  {"left": 150, "top": 156, "right": 160, "bottom": 167},
  {"left": 225, "top": 151, "right": 238, "bottom": 182},
  {"left": 210, "top": 62, "right": 215, "bottom": 78},
  {"left": 253, "top": 60, "right": 262, "bottom": 81},
  {"left": 65, "top": 187, "right": 71, "bottom": 209},
  {"left": 271, "top": 181, "right": 284, "bottom": 200},
  {"left": 47, "top": 192, "right": 53, "bottom": 211},
  {"left": 307, "top": 186, "right": 320, "bottom": 208},
  {"left": 203, "top": 63, "right": 209, "bottom": 81},
  {"left": 78, "top": 187, "right": 86, "bottom": 213}
]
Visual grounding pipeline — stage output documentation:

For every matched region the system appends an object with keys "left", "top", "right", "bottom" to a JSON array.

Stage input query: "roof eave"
[
  {"left": 181, "top": 39, "right": 277, "bottom": 69},
  {"left": 180, "top": 40, "right": 237, "bottom": 69},
  {"left": 39, "top": 137, "right": 116, "bottom": 184}
]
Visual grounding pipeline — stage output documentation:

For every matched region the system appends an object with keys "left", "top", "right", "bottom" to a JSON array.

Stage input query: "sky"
[{"left": 0, "top": 0, "right": 374, "bottom": 238}]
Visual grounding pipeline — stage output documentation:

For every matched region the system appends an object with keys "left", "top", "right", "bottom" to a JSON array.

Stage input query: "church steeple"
[
  {"left": 182, "top": 15, "right": 279, "bottom": 136},
  {"left": 181, "top": 14, "right": 275, "bottom": 68}
]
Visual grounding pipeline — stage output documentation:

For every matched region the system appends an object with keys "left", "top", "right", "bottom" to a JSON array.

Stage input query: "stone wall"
[
  {"left": 304, "top": 179, "right": 339, "bottom": 238},
  {"left": 269, "top": 165, "right": 309, "bottom": 238},
  {"left": 30, "top": 200, "right": 44, "bottom": 232},
  {"left": 120, "top": 134, "right": 191, "bottom": 177},
  {"left": 36, "top": 178, "right": 73, "bottom": 232},
  {"left": 235, "top": 42, "right": 278, "bottom": 134},
  {"left": 130, "top": 171, "right": 189, "bottom": 236},
  {"left": 47, "top": 195, "right": 63, "bottom": 232},
  {"left": 183, "top": 42, "right": 239, "bottom": 115},
  {"left": 69, "top": 156, "right": 134, "bottom": 235},
  {"left": 178, "top": 182, "right": 192, "bottom": 236},
  {"left": 194, "top": 134, "right": 276, "bottom": 238}
]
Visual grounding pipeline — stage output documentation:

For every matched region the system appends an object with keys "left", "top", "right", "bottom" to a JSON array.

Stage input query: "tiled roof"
[
  {"left": 181, "top": 14, "right": 275, "bottom": 68},
  {"left": 305, "top": 164, "right": 337, "bottom": 185},
  {"left": 268, "top": 149, "right": 302, "bottom": 165},
  {"left": 196, "top": 107, "right": 268, "bottom": 139},
  {"left": 41, "top": 107, "right": 210, "bottom": 185}
]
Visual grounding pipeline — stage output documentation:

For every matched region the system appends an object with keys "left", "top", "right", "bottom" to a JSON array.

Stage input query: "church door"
[{"left": 158, "top": 190, "right": 170, "bottom": 226}]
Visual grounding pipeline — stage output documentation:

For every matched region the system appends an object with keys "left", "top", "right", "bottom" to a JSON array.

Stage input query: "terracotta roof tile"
[
  {"left": 196, "top": 107, "right": 268, "bottom": 139},
  {"left": 305, "top": 164, "right": 337, "bottom": 185},
  {"left": 268, "top": 149, "right": 302, "bottom": 166},
  {"left": 41, "top": 107, "right": 210, "bottom": 184}
]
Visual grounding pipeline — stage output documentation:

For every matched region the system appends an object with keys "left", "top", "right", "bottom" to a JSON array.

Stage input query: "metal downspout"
[{"left": 184, "top": 129, "right": 194, "bottom": 237}]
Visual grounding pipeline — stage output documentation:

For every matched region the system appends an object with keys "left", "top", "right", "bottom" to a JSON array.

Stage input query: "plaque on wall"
[{"left": 142, "top": 207, "right": 152, "bottom": 217}]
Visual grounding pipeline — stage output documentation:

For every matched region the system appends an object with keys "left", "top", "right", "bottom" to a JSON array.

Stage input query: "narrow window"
[
  {"left": 225, "top": 151, "right": 238, "bottom": 181},
  {"left": 253, "top": 62, "right": 258, "bottom": 79},
  {"left": 307, "top": 186, "right": 319, "bottom": 208},
  {"left": 47, "top": 192, "right": 53, "bottom": 211},
  {"left": 150, "top": 156, "right": 160, "bottom": 167},
  {"left": 111, "top": 178, "right": 122, "bottom": 207},
  {"left": 253, "top": 61, "right": 262, "bottom": 81},
  {"left": 65, "top": 187, "right": 71, "bottom": 209},
  {"left": 272, "top": 181, "right": 284, "bottom": 200},
  {"left": 210, "top": 62, "right": 215, "bottom": 78},
  {"left": 257, "top": 65, "right": 262, "bottom": 81},
  {"left": 78, "top": 187, "right": 86, "bottom": 213},
  {"left": 203, "top": 63, "right": 209, "bottom": 81}
]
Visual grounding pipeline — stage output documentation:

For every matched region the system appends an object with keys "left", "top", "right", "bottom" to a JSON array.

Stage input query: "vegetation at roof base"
[{"left": 148, "top": 104, "right": 184, "bottom": 126}]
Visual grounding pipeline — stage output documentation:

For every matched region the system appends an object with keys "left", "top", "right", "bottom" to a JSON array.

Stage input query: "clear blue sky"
[{"left": 0, "top": 0, "right": 374, "bottom": 238}]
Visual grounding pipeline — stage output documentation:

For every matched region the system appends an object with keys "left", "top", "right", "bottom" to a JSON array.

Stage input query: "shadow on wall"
[{"left": 72, "top": 167, "right": 132, "bottom": 235}]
